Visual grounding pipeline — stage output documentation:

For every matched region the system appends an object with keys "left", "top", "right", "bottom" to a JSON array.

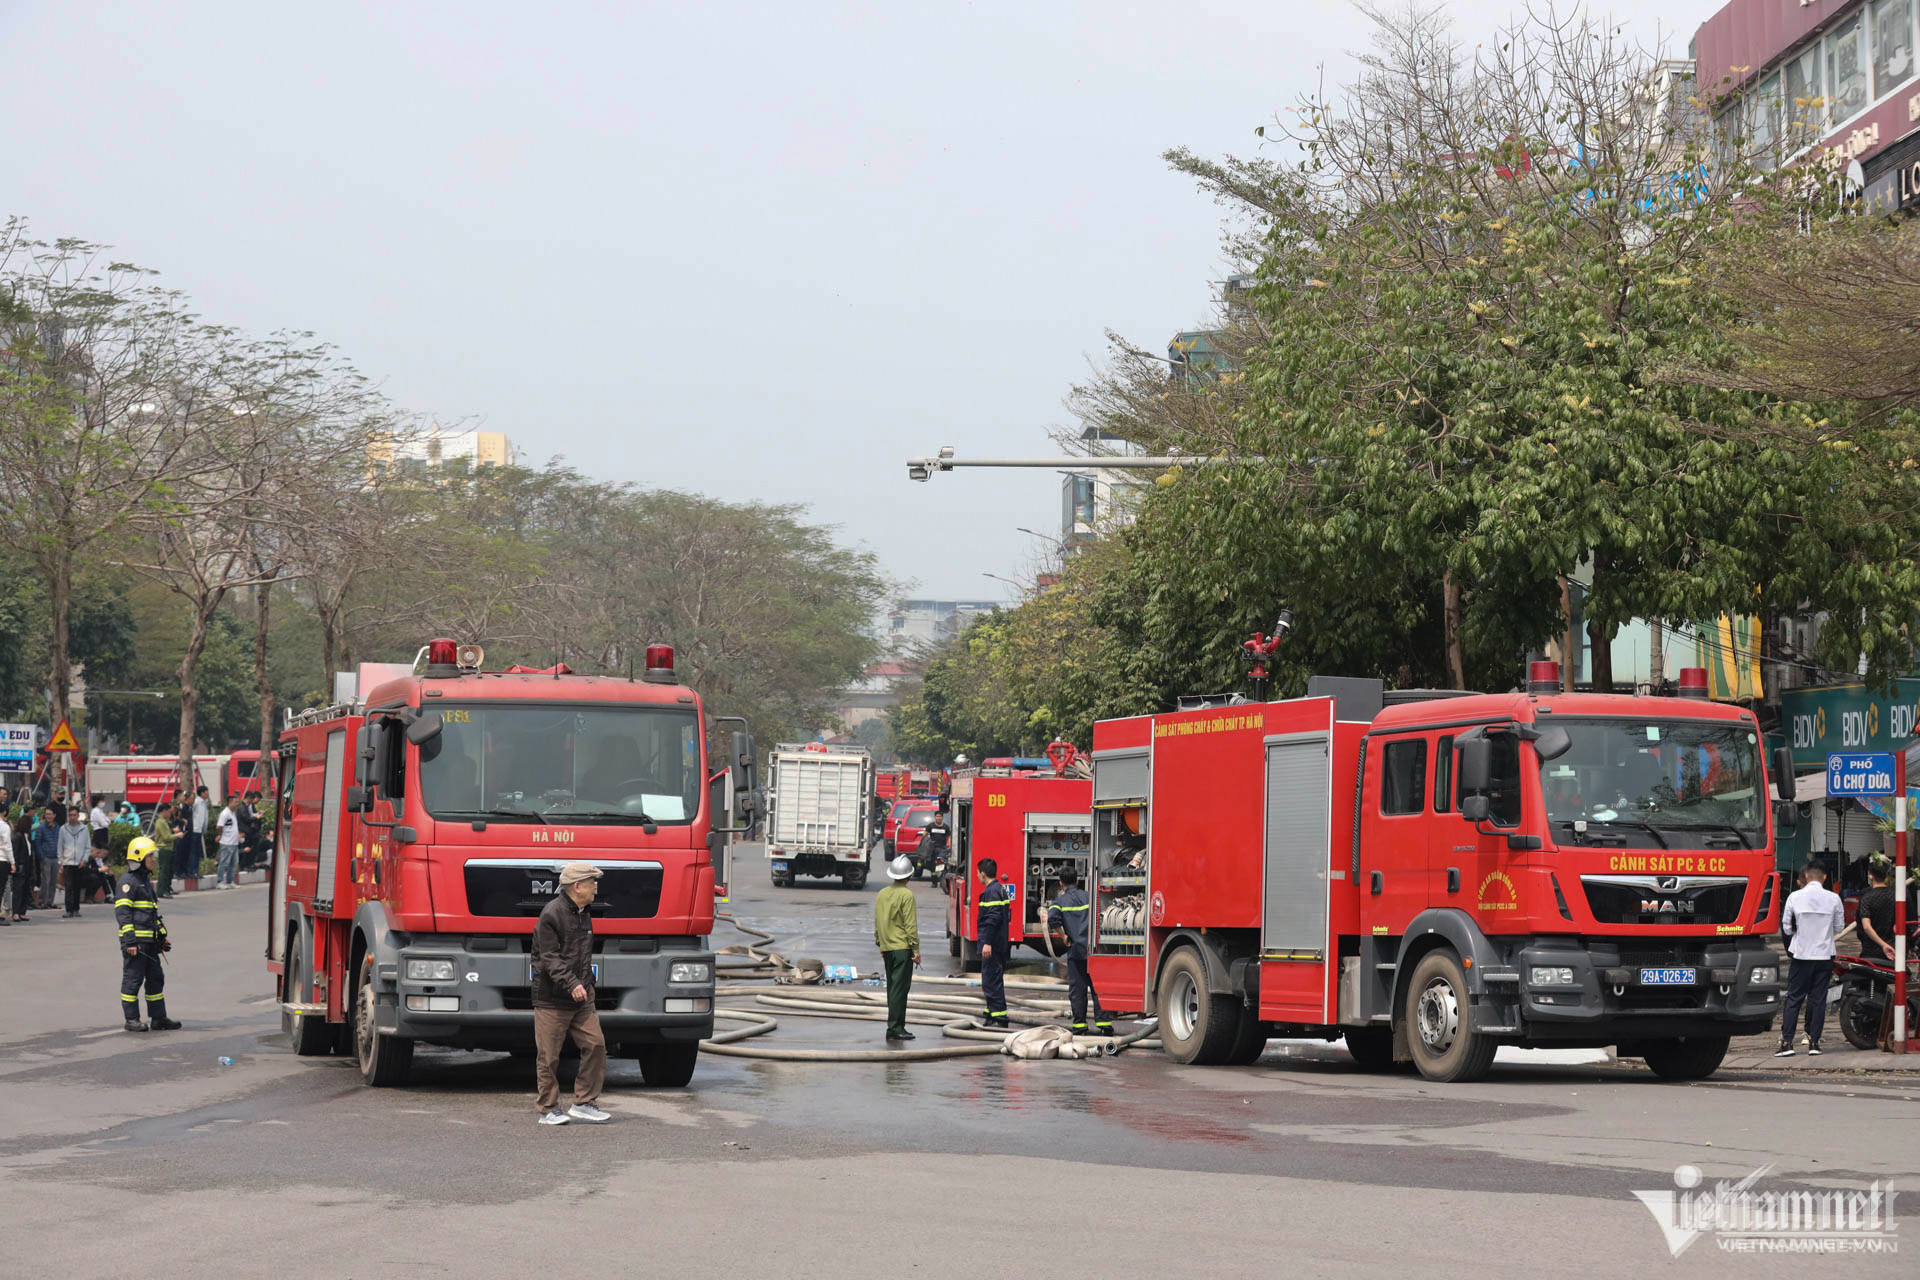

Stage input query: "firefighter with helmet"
[{"left": 116, "top": 838, "right": 180, "bottom": 1032}]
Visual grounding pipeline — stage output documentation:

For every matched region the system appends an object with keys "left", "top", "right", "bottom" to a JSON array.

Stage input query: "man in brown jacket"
[{"left": 531, "top": 862, "right": 610, "bottom": 1125}]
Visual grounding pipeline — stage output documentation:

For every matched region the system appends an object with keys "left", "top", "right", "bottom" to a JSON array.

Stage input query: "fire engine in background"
[
  {"left": 1086, "top": 639, "right": 1792, "bottom": 1083},
  {"left": 267, "top": 639, "right": 752, "bottom": 1088},
  {"left": 87, "top": 750, "right": 272, "bottom": 812},
  {"left": 765, "top": 742, "right": 875, "bottom": 888},
  {"left": 945, "top": 744, "right": 1091, "bottom": 970},
  {"left": 876, "top": 766, "right": 944, "bottom": 802}
]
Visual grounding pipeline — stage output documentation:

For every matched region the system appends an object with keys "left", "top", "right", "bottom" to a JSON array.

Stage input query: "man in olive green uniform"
[{"left": 873, "top": 855, "right": 920, "bottom": 1040}]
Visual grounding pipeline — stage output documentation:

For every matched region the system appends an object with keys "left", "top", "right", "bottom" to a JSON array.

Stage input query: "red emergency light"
[
  {"left": 642, "top": 643, "right": 676, "bottom": 685},
  {"left": 1526, "top": 660, "right": 1560, "bottom": 694},
  {"left": 424, "top": 637, "right": 459, "bottom": 677},
  {"left": 1676, "top": 667, "right": 1709, "bottom": 699}
]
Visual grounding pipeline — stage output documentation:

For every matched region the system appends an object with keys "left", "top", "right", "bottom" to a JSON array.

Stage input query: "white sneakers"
[
  {"left": 539, "top": 1110, "right": 569, "bottom": 1125},
  {"left": 539, "top": 1103, "right": 611, "bottom": 1125}
]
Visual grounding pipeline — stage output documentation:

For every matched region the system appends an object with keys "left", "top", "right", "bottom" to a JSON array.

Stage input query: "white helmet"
[{"left": 887, "top": 855, "right": 914, "bottom": 880}]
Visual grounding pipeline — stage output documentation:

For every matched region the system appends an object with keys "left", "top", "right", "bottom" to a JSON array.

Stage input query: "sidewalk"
[{"left": 1723, "top": 1041, "right": 1920, "bottom": 1072}]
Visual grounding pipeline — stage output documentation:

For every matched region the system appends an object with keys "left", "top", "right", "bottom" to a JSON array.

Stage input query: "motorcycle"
[{"left": 1833, "top": 937, "right": 1919, "bottom": 1051}]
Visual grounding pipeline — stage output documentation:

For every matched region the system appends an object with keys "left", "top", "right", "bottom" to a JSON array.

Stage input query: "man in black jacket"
[
  {"left": 530, "top": 862, "right": 610, "bottom": 1125},
  {"left": 1046, "top": 867, "right": 1112, "bottom": 1036},
  {"left": 976, "top": 858, "right": 1014, "bottom": 1030},
  {"left": 115, "top": 839, "right": 181, "bottom": 1031}
]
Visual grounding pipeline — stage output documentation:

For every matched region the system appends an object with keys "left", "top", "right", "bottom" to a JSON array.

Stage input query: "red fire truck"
[
  {"left": 266, "top": 639, "right": 752, "bottom": 1088},
  {"left": 1084, "top": 663, "right": 1792, "bottom": 1082},
  {"left": 88, "top": 751, "right": 273, "bottom": 809},
  {"left": 944, "top": 751, "right": 1091, "bottom": 969}
]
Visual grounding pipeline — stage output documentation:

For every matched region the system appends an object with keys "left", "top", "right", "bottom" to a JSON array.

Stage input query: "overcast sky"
[{"left": 1, "top": 0, "right": 1699, "bottom": 605}]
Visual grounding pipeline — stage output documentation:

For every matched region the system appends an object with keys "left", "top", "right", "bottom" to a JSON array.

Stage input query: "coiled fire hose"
[{"left": 702, "top": 912, "right": 1158, "bottom": 1062}]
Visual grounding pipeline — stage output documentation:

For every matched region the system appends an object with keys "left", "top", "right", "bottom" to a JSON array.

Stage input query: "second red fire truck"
[
  {"left": 266, "top": 639, "right": 751, "bottom": 1088},
  {"left": 944, "top": 747, "right": 1092, "bottom": 968},
  {"left": 1085, "top": 661, "right": 1791, "bottom": 1082}
]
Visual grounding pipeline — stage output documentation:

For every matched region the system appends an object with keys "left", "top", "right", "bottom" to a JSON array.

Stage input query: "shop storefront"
[{"left": 1779, "top": 679, "right": 1920, "bottom": 892}]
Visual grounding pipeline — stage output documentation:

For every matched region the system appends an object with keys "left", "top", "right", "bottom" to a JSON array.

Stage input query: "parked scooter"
[{"left": 1833, "top": 930, "right": 1919, "bottom": 1051}]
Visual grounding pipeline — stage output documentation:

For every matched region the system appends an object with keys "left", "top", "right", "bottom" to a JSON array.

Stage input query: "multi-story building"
[
  {"left": 1694, "top": 0, "right": 1920, "bottom": 212},
  {"left": 368, "top": 427, "right": 520, "bottom": 479},
  {"left": 886, "top": 599, "right": 998, "bottom": 655}
]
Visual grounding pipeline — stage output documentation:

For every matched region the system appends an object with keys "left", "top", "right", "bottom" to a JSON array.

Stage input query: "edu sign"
[
  {"left": 1828, "top": 753, "right": 1896, "bottom": 798},
  {"left": 0, "top": 723, "right": 34, "bottom": 768}
]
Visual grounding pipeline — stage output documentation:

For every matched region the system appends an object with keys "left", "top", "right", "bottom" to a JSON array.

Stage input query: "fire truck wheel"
[
  {"left": 1638, "top": 1035, "right": 1730, "bottom": 1080},
  {"left": 771, "top": 871, "right": 791, "bottom": 888},
  {"left": 842, "top": 869, "right": 868, "bottom": 890},
  {"left": 1342, "top": 1026, "right": 1396, "bottom": 1072},
  {"left": 283, "top": 928, "right": 332, "bottom": 1057},
  {"left": 636, "top": 1043, "right": 699, "bottom": 1087},
  {"left": 1403, "top": 950, "right": 1496, "bottom": 1083},
  {"left": 354, "top": 954, "right": 415, "bottom": 1087},
  {"left": 1224, "top": 1014, "right": 1269, "bottom": 1065},
  {"left": 1156, "top": 946, "right": 1243, "bottom": 1065}
]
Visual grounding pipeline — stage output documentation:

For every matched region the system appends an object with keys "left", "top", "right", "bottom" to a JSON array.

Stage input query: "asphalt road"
[{"left": 1, "top": 857, "right": 1913, "bottom": 1279}]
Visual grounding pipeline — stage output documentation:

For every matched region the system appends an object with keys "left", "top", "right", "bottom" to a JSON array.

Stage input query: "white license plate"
[
  {"left": 529, "top": 962, "right": 600, "bottom": 982},
  {"left": 1639, "top": 967, "right": 1696, "bottom": 986}
]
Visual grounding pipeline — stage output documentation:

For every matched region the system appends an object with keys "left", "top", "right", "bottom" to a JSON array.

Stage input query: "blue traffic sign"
[{"left": 1828, "top": 752, "right": 1897, "bottom": 797}]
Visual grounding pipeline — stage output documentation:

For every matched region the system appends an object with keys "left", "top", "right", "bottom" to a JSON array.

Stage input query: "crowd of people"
[{"left": 0, "top": 783, "right": 270, "bottom": 924}]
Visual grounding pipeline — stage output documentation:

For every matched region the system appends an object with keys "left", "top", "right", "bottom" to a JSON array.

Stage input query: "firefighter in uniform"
[
  {"left": 975, "top": 857, "right": 1014, "bottom": 1029},
  {"left": 1046, "top": 867, "right": 1112, "bottom": 1035},
  {"left": 116, "top": 838, "right": 180, "bottom": 1032}
]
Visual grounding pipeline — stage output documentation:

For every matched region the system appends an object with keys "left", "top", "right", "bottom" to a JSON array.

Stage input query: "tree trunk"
[
  {"left": 1587, "top": 614, "right": 1614, "bottom": 693},
  {"left": 174, "top": 592, "right": 224, "bottom": 795},
  {"left": 1558, "top": 574, "right": 1576, "bottom": 692},
  {"left": 1442, "top": 569, "right": 1465, "bottom": 690},
  {"left": 255, "top": 582, "right": 275, "bottom": 754},
  {"left": 48, "top": 555, "right": 72, "bottom": 728},
  {"left": 1647, "top": 617, "right": 1665, "bottom": 693}
]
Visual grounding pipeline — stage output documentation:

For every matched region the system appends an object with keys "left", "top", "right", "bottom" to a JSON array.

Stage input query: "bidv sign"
[{"left": 1827, "top": 753, "right": 1896, "bottom": 798}]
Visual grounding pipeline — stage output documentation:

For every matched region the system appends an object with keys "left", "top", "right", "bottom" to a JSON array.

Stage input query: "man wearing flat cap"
[{"left": 531, "top": 861, "right": 611, "bottom": 1125}]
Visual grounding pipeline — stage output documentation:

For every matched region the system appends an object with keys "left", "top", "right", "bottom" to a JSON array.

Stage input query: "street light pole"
[{"left": 908, "top": 447, "right": 1236, "bottom": 482}]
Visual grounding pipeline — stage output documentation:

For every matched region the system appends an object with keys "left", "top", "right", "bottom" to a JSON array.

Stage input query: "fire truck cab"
[
  {"left": 944, "top": 754, "right": 1091, "bottom": 969},
  {"left": 1086, "top": 668, "right": 1791, "bottom": 1082},
  {"left": 267, "top": 639, "right": 752, "bottom": 1088}
]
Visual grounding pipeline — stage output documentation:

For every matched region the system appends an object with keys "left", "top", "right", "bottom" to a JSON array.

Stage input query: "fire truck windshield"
[
  {"left": 1539, "top": 718, "right": 1763, "bottom": 844},
  {"left": 417, "top": 704, "right": 702, "bottom": 824}
]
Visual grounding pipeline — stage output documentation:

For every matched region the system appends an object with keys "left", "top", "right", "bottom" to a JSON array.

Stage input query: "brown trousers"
[{"left": 533, "top": 1000, "right": 607, "bottom": 1113}]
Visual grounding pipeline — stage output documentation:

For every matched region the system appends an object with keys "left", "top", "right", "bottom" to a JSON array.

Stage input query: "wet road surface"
[{"left": 1, "top": 855, "right": 1911, "bottom": 1278}]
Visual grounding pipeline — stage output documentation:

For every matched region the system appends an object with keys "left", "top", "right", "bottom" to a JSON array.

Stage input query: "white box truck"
[{"left": 765, "top": 743, "right": 875, "bottom": 888}]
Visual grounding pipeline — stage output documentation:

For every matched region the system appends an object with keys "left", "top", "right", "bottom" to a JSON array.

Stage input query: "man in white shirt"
[
  {"left": 215, "top": 798, "right": 242, "bottom": 888},
  {"left": 1776, "top": 861, "right": 1847, "bottom": 1057},
  {"left": 185, "top": 786, "right": 209, "bottom": 885}
]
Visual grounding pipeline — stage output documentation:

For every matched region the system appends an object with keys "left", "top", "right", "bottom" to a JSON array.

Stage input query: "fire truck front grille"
[
  {"left": 1580, "top": 875, "right": 1747, "bottom": 925},
  {"left": 463, "top": 863, "right": 663, "bottom": 919}
]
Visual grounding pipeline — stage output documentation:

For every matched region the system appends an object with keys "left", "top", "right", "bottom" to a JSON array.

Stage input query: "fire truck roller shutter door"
[{"left": 1261, "top": 733, "right": 1333, "bottom": 962}]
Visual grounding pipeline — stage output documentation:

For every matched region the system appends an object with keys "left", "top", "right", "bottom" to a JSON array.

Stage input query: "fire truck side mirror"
[
  {"left": 1532, "top": 726, "right": 1571, "bottom": 761},
  {"left": 1772, "top": 748, "right": 1796, "bottom": 803},
  {"left": 1774, "top": 801, "right": 1800, "bottom": 836},
  {"left": 1458, "top": 736, "right": 1492, "bottom": 795},
  {"left": 345, "top": 785, "right": 373, "bottom": 813},
  {"left": 731, "top": 731, "right": 756, "bottom": 794},
  {"left": 406, "top": 710, "right": 444, "bottom": 746},
  {"left": 1460, "top": 794, "right": 1491, "bottom": 823}
]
